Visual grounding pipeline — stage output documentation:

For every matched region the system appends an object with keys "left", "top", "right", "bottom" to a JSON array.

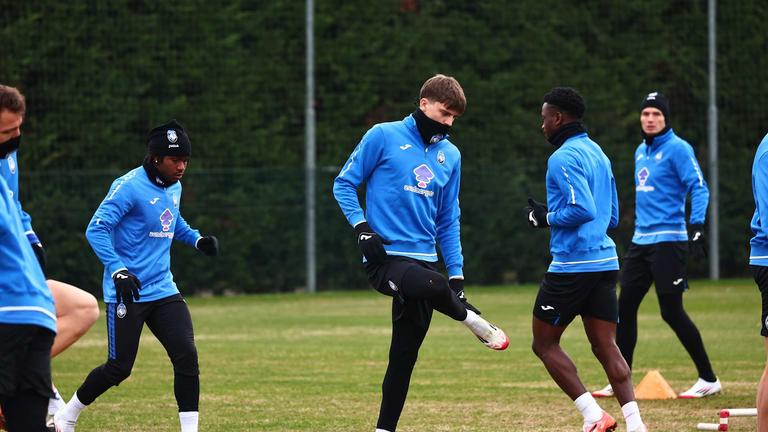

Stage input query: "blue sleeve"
[
  {"left": 754, "top": 153, "right": 768, "bottom": 232},
  {"left": 332, "top": 126, "right": 385, "bottom": 227},
  {"left": 174, "top": 213, "right": 201, "bottom": 247},
  {"left": 436, "top": 155, "right": 463, "bottom": 278},
  {"left": 675, "top": 145, "right": 709, "bottom": 225},
  {"left": 85, "top": 179, "right": 133, "bottom": 277},
  {"left": 546, "top": 152, "right": 597, "bottom": 227},
  {"left": 609, "top": 175, "right": 619, "bottom": 229}
]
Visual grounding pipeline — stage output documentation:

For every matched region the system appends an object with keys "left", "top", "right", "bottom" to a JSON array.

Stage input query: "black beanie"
[
  {"left": 147, "top": 120, "right": 191, "bottom": 157},
  {"left": 640, "top": 92, "right": 670, "bottom": 121}
]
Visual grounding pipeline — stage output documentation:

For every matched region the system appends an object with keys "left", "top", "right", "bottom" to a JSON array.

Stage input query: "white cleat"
[
  {"left": 53, "top": 411, "right": 77, "bottom": 432},
  {"left": 591, "top": 384, "right": 614, "bottom": 398},
  {"left": 473, "top": 319, "right": 509, "bottom": 350},
  {"left": 678, "top": 377, "right": 721, "bottom": 398}
]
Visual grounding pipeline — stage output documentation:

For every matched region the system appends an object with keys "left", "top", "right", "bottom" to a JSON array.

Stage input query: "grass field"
[{"left": 52, "top": 280, "right": 764, "bottom": 431}]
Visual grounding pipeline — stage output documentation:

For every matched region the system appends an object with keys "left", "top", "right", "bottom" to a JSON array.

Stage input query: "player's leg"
[
  {"left": 756, "top": 265, "right": 768, "bottom": 431},
  {"left": 582, "top": 271, "right": 646, "bottom": 432},
  {"left": 54, "top": 302, "right": 145, "bottom": 431},
  {"left": 48, "top": 280, "right": 99, "bottom": 358},
  {"left": 145, "top": 295, "right": 199, "bottom": 432},
  {"left": 759, "top": 339, "right": 768, "bottom": 432},
  {"left": 0, "top": 325, "right": 54, "bottom": 432},
  {"left": 615, "top": 243, "right": 654, "bottom": 370},
  {"left": 398, "top": 263, "right": 508, "bottom": 350},
  {"left": 376, "top": 301, "right": 432, "bottom": 432},
  {"left": 652, "top": 242, "right": 718, "bottom": 397},
  {"left": 46, "top": 280, "right": 99, "bottom": 422}
]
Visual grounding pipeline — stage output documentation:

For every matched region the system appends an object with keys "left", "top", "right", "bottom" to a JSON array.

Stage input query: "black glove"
[
  {"left": 524, "top": 197, "right": 549, "bottom": 228},
  {"left": 688, "top": 224, "right": 707, "bottom": 259},
  {"left": 112, "top": 269, "right": 141, "bottom": 304},
  {"left": 196, "top": 236, "right": 219, "bottom": 256},
  {"left": 26, "top": 232, "right": 46, "bottom": 271},
  {"left": 354, "top": 222, "right": 391, "bottom": 265},
  {"left": 449, "top": 278, "right": 482, "bottom": 315}
]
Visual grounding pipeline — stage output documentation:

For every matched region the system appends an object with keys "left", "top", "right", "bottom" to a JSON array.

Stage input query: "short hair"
[
  {"left": 0, "top": 85, "right": 26, "bottom": 116},
  {"left": 543, "top": 87, "right": 585, "bottom": 119},
  {"left": 419, "top": 74, "right": 466, "bottom": 115}
]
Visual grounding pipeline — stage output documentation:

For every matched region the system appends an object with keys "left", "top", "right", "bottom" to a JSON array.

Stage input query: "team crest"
[
  {"left": 6, "top": 155, "right": 15, "bottom": 174},
  {"left": 167, "top": 129, "right": 178, "bottom": 143},
  {"left": 116, "top": 302, "right": 127, "bottom": 319},
  {"left": 437, "top": 151, "right": 445, "bottom": 164}
]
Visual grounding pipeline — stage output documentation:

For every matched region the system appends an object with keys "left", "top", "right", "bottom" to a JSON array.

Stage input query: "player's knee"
[
  {"left": 103, "top": 361, "right": 132, "bottom": 384},
  {"left": 171, "top": 345, "right": 199, "bottom": 376},
  {"left": 659, "top": 305, "right": 685, "bottom": 326},
  {"left": 389, "top": 343, "right": 419, "bottom": 366},
  {"left": 79, "top": 293, "right": 100, "bottom": 328},
  {"left": 531, "top": 338, "right": 554, "bottom": 359}
]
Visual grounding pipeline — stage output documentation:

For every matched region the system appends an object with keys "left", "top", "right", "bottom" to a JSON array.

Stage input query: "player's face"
[
  {"left": 0, "top": 109, "right": 23, "bottom": 144},
  {"left": 540, "top": 103, "right": 562, "bottom": 140},
  {"left": 420, "top": 99, "right": 460, "bottom": 126},
  {"left": 156, "top": 156, "right": 189, "bottom": 182},
  {"left": 640, "top": 107, "right": 666, "bottom": 135}
]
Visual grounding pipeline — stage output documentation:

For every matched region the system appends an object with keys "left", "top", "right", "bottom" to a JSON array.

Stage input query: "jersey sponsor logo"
[
  {"left": 359, "top": 234, "right": 372, "bottom": 241},
  {"left": 167, "top": 129, "right": 178, "bottom": 143},
  {"left": 540, "top": 305, "right": 555, "bottom": 311},
  {"left": 388, "top": 280, "right": 398, "bottom": 292},
  {"left": 764, "top": 315, "right": 768, "bottom": 331},
  {"left": 437, "top": 150, "right": 445, "bottom": 164},
  {"left": 636, "top": 167, "right": 655, "bottom": 192},
  {"left": 413, "top": 164, "right": 434, "bottom": 188},
  {"left": 6, "top": 155, "right": 15, "bottom": 174},
  {"left": 149, "top": 197, "right": 160, "bottom": 204},
  {"left": 399, "top": 144, "right": 412, "bottom": 150},
  {"left": 160, "top": 208, "right": 174, "bottom": 231},
  {"left": 672, "top": 278, "right": 684, "bottom": 286}
]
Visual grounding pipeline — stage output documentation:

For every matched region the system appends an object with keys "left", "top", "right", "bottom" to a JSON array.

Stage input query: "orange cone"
[{"left": 634, "top": 369, "right": 677, "bottom": 400}]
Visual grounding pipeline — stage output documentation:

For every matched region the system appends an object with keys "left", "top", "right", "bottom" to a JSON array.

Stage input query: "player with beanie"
[
  {"left": 592, "top": 92, "right": 719, "bottom": 400},
  {"left": 55, "top": 120, "right": 219, "bottom": 432}
]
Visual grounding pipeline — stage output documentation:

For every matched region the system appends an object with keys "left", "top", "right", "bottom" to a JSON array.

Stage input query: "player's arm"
[
  {"left": 609, "top": 174, "right": 619, "bottom": 229},
  {"left": 14, "top": 197, "right": 45, "bottom": 268},
  {"left": 546, "top": 152, "right": 597, "bottom": 227},
  {"left": 332, "top": 126, "right": 385, "bottom": 227},
  {"left": 85, "top": 179, "right": 134, "bottom": 277},
  {"left": 175, "top": 213, "right": 219, "bottom": 256},
  {"left": 435, "top": 155, "right": 463, "bottom": 279},
  {"left": 755, "top": 153, "right": 768, "bottom": 230},
  {"left": 675, "top": 145, "right": 710, "bottom": 225}
]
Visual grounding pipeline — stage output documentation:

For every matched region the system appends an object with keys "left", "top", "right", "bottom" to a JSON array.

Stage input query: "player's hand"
[
  {"left": 355, "top": 222, "right": 391, "bottom": 265},
  {"left": 27, "top": 232, "right": 46, "bottom": 271},
  {"left": 112, "top": 269, "right": 141, "bottom": 304},
  {"left": 524, "top": 197, "right": 549, "bottom": 228},
  {"left": 688, "top": 224, "right": 707, "bottom": 259},
  {"left": 449, "top": 278, "right": 482, "bottom": 315},
  {"left": 196, "top": 236, "right": 219, "bottom": 256}
]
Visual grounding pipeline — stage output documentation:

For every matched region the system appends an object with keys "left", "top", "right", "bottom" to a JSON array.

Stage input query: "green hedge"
[{"left": 2, "top": 1, "right": 766, "bottom": 294}]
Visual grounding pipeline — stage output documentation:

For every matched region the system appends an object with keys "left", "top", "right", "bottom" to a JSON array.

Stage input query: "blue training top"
[
  {"left": 632, "top": 128, "right": 709, "bottom": 244},
  {"left": 333, "top": 114, "right": 464, "bottom": 278},
  {"left": 0, "top": 150, "right": 39, "bottom": 244},
  {"left": 0, "top": 174, "right": 56, "bottom": 332},
  {"left": 86, "top": 167, "right": 201, "bottom": 303},
  {"left": 750, "top": 133, "right": 768, "bottom": 266},
  {"left": 545, "top": 132, "right": 619, "bottom": 273}
]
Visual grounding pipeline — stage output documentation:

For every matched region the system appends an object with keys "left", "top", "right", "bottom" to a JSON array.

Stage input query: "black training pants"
[{"left": 76, "top": 294, "right": 200, "bottom": 411}]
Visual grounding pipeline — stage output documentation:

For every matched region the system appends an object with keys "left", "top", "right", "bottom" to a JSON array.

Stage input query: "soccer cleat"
[
  {"left": 470, "top": 318, "right": 509, "bottom": 350},
  {"left": 591, "top": 384, "right": 614, "bottom": 398},
  {"left": 583, "top": 411, "right": 617, "bottom": 432},
  {"left": 53, "top": 411, "right": 77, "bottom": 432},
  {"left": 678, "top": 377, "right": 721, "bottom": 398}
]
